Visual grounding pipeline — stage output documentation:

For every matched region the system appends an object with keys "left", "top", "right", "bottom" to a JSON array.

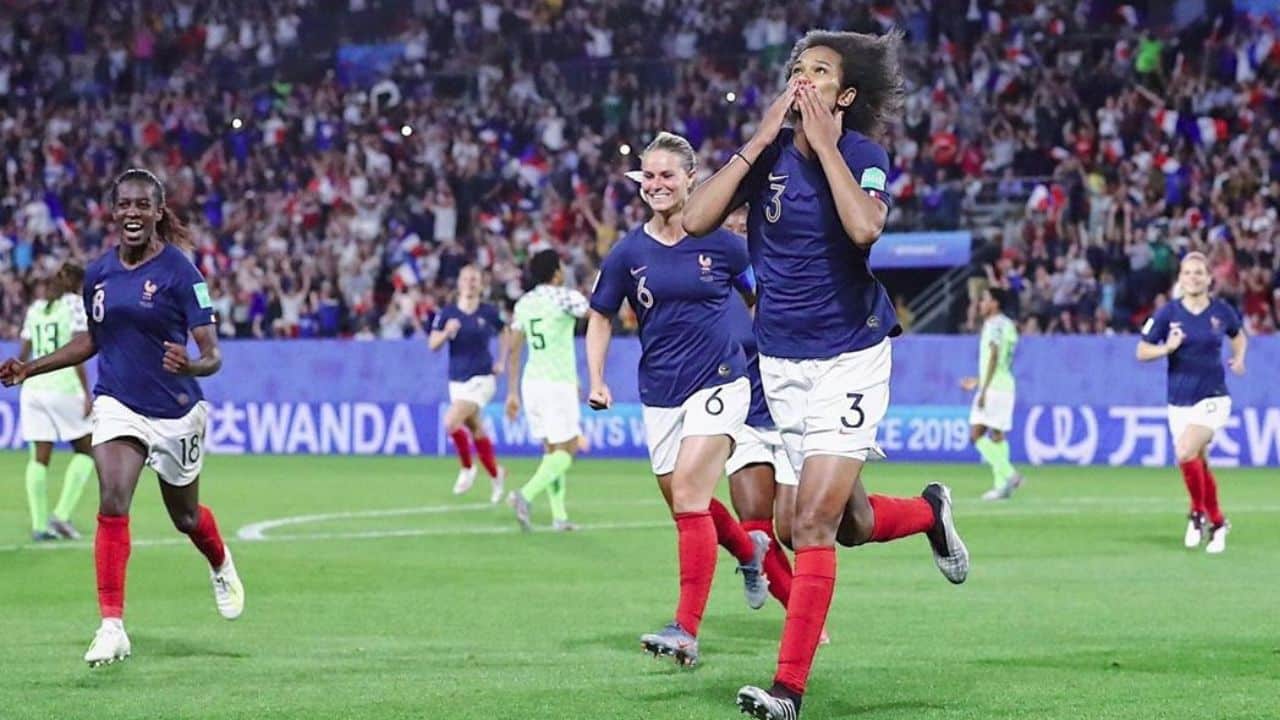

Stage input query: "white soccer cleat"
[
  {"left": 211, "top": 548, "right": 245, "bottom": 620},
  {"left": 1205, "top": 521, "right": 1230, "bottom": 554},
  {"left": 1184, "top": 513, "right": 1206, "bottom": 549},
  {"left": 923, "top": 483, "right": 970, "bottom": 584},
  {"left": 490, "top": 466, "right": 506, "bottom": 505},
  {"left": 452, "top": 466, "right": 476, "bottom": 495},
  {"left": 84, "top": 619, "right": 131, "bottom": 667}
]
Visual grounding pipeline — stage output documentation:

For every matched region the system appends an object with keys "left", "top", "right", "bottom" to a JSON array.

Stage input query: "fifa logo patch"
[
  {"left": 698, "top": 254, "right": 714, "bottom": 282},
  {"left": 141, "top": 279, "right": 158, "bottom": 306}
]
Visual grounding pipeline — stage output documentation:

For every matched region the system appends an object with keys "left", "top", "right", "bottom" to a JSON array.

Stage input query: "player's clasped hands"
[{"left": 795, "top": 81, "right": 843, "bottom": 151}]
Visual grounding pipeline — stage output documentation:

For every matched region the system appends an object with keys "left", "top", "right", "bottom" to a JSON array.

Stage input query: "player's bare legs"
[
  {"left": 1175, "top": 424, "right": 1226, "bottom": 551},
  {"left": 641, "top": 434, "right": 733, "bottom": 666},
  {"left": 84, "top": 438, "right": 146, "bottom": 666}
]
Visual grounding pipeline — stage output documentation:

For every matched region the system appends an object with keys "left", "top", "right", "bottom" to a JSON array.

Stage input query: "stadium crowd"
[{"left": 1, "top": 0, "right": 1278, "bottom": 340}]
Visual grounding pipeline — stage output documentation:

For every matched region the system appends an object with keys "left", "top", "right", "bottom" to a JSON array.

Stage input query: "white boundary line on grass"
[{"left": 5, "top": 497, "right": 1280, "bottom": 553}]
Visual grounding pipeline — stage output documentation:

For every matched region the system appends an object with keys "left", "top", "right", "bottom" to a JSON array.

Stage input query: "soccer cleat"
[
  {"left": 31, "top": 529, "right": 60, "bottom": 542},
  {"left": 552, "top": 519, "right": 579, "bottom": 532},
  {"left": 507, "top": 490, "right": 532, "bottom": 532},
  {"left": 210, "top": 548, "right": 245, "bottom": 620},
  {"left": 84, "top": 619, "right": 131, "bottom": 667},
  {"left": 452, "top": 466, "right": 476, "bottom": 495},
  {"left": 640, "top": 622, "right": 699, "bottom": 666},
  {"left": 490, "top": 466, "right": 506, "bottom": 505},
  {"left": 923, "top": 483, "right": 970, "bottom": 584},
  {"left": 1205, "top": 521, "right": 1230, "bottom": 554},
  {"left": 737, "top": 685, "right": 799, "bottom": 720},
  {"left": 49, "top": 517, "right": 81, "bottom": 540},
  {"left": 737, "top": 530, "right": 771, "bottom": 610},
  {"left": 980, "top": 487, "right": 1005, "bottom": 502},
  {"left": 1184, "top": 512, "right": 1206, "bottom": 549}
]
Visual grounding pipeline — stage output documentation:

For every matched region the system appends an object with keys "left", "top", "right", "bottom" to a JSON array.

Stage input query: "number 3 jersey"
[
  {"left": 21, "top": 293, "right": 88, "bottom": 395},
  {"left": 85, "top": 244, "right": 217, "bottom": 418},
  {"left": 591, "top": 226, "right": 752, "bottom": 408}
]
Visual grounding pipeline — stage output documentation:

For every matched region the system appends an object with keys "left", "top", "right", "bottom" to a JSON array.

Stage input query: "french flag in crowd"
[{"left": 393, "top": 259, "right": 422, "bottom": 290}]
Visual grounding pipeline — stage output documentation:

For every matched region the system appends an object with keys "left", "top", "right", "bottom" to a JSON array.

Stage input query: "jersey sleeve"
[
  {"left": 1141, "top": 305, "right": 1170, "bottom": 343},
  {"left": 556, "top": 287, "right": 590, "bottom": 319},
  {"left": 485, "top": 303, "right": 504, "bottom": 332},
  {"left": 589, "top": 244, "right": 628, "bottom": 316},
  {"left": 1221, "top": 301, "right": 1243, "bottom": 338},
  {"left": 842, "top": 135, "right": 893, "bottom": 211},
  {"left": 67, "top": 295, "right": 89, "bottom": 333},
  {"left": 19, "top": 308, "right": 33, "bottom": 341},
  {"left": 177, "top": 262, "right": 217, "bottom": 330},
  {"left": 725, "top": 232, "right": 755, "bottom": 296},
  {"left": 431, "top": 306, "right": 450, "bottom": 332}
]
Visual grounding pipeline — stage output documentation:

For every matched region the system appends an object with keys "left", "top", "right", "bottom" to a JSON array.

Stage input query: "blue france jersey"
[
  {"left": 726, "top": 296, "right": 773, "bottom": 429},
  {"left": 1141, "top": 298, "right": 1241, "bottom": 406},
  {"left": 433, "top": 302, "right": 502, "bottom": 382},
  {"left": 737, "top": 128, "right": 899, "bottom": 360},
  {"left": 84, "top": 244, "right": 216, "bottom": 419},
  {"left": 591, "top": 226, "right": 750, "bottom": 408}
]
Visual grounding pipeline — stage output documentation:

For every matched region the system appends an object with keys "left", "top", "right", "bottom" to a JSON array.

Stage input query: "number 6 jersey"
[
  {"left": 590, "top": 225, "right": 752, "bottom": 408},
  {"left": 84, "top": 244, "right": 217, "bottom": 418}
]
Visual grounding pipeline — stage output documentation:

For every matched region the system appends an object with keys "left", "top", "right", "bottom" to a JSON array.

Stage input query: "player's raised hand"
[
  {"left": 796, "top": 82, "right": 843, "bottom": 154},
  {"left": 959, "top": 377, "right": 979, "bottom": 392},
  {"left": 162, "top": 341, "right": 190, "bottom": 374},
  {"left": 1166, "top": 324, "right": 1185, "bottom": 352},
  {"left": 749, "top": 79, "right": 800, "bottom": 151},
  {"left": 0, "top": 357, "right": 29, "bottom": 387},
  {"left": 588, "top": 383, "right": 612, "bottom": 411},
  {"left": 1229, "top": 354, "right": 1245, "bottom": 375},
  {"left": 505, "top": 393, "right": 520, "bottom": 421}
]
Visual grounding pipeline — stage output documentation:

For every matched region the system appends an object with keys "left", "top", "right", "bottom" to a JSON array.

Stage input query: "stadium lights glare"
[
  {"left": 619, "top": 144, "right": 632, "bottom": 156},
  {"left": 726, "top": 91, "right": 737, "bottom": 103},
  {"left": 401, "top": 124, "right": 413, "bottom": 137},
  {"left": 231, "top": 117, "right": 243, "bottom": 130}
]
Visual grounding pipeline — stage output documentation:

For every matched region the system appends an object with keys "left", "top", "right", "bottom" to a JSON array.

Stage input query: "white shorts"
[
  {"left": 20, "top": 389, "right": 92, "bottom": 443},
  {"left": 92, "top": 395, "right": 210, "bottom": 487},
  {"left": 726, "top": 424, "right": 798, "bottom": 486},
  {"left": 642, "top": 377, "right": 750, "bottom": 476},
  {"left": 760, "top": 339, "right": 891, "bottom": 470},
  {"left": 969, "top": 388, "right": 1015, "bottom": 432},
  {"left": 448, "top": 374, "right": 496, "bottom": 408},
  {"left": 522, "top": 379, "right": 581, "bottom": 445},
  {"left": 1168, "top": 396, "right": 1232, "bottom": 440}
]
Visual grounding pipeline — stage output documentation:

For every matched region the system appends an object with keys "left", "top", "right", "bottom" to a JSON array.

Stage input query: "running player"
[
  {"left": 0, "top": 168, "right": 244, "bottom": 667},
  {"left": 504, "top": 249, "right": 589, "bottom": 532},
  {"left": 18, "top": 263, "right": 96, "bottom": 541},
  {"left": 684, "top": 30, "right": 969, "bottom": 719},
  {"left": 428, "top": 265, "right": 508, "bottom": 504},
  {"left": 1137, "top": 252, "right": 1246, "bottom": 553},
  {"left": 588, "top": 131, "right": 768, "bottom": 667},
  {"left": 960, "top": 287, "right": 1025, "bottom": 500}
]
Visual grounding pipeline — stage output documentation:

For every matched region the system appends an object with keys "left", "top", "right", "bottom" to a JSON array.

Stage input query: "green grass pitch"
[{"left": 2, "top": 453, "right": 1278, "bottom": 719}]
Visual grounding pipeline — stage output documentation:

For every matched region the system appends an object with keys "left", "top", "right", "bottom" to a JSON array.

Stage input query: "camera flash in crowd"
[
  {"left": 619, "top": 144, "right": 632, "bottom": 156},
  {"left": 725, "top": 91, "right": 737, "bottom": 103},
  {"left": 401, "top": 124, "right": 413, "bottom": 137},
  {"left": 231, "top": 117, "right": 243, "bottom": 130}
]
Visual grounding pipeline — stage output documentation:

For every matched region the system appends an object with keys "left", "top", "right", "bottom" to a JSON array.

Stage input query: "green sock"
[
  {"left": 25, "top": 451, "right": 49, "bottom": 533},
  {"left": 547, "top": 475, "right": 568, "bottom": 522},
  {"left": 975, "top": 436, "right": 1015, "bottom": 488},
  {"left": 54, "top": 453, "right": 95, "bottom": 522},
  {"left": 520, "top": 450, "right": 573, "bottom": 501}
]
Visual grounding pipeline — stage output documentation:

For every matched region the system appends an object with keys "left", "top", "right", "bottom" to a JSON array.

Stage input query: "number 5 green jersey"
[
  {"left": 21, "top": 293, "right": 88, "bottom": 395},
  {"left": 512, "top": 284, "right": 589, "bottom": 385}
]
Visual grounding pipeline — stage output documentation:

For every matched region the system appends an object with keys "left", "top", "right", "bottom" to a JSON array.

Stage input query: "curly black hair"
[{"left": 784, "top": 29, "right": 906, "bottom": 138}]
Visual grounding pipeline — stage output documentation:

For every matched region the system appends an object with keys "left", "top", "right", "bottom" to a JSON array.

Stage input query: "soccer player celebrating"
[
  {"left": 0, "top": 168, "right": 244, "bottom": 667},
  {"left": 1137, "top": 252, "right": 1246, "bottom": 553},
  {"left": 683, "top": 30, "right": 969, "bottom": 719},
  {"left": 588, "top": 131, "right": 768, "bottom": 667},
  {"left": 429, "top": 265, "right": 508, "bottom": 504},
  {"left": 960, "top": 287, "right": 1025, "bottom": 501},
  {"left": 504, "top": 249, "right": 589, "bottom": 532},
  {"left": 18, "top": 263, "right": 96, "bottom": 541}
]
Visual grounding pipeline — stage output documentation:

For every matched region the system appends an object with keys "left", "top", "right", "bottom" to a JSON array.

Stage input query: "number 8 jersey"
[
  {"left": 84, "top": 244, "right": 217, "bottom": 418},
  {"left": 590, "top": 226, "right": 752, "bottom": 407}
]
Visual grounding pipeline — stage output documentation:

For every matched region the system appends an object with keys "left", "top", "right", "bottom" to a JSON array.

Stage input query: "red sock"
[
  {"left": 1200, "top": 458, "right": 1224, "bottom": 525},
  {"left": 742, "top": 518, "right": 791, "bottom": 607},
  {"left": 1179, "top": 460, "right": 1206, "bottom": 515},
  {"left": 188, "top": 505, "right": 227, "bottom": 569},
  {"left": 673, "top": 511, "right": 717, "bottom": 636},
  {"left": 868, "top": 495, "right": 935, "bottom": 542},
  {"left": 473, "top": 436, "right": 500, "bottom": 478},
  {"left": 449, "top": 429, "right": 473, "bottom": 469},
  {"left": 709, "top": 498, "right": 755, "bottom": 563},
  {"left": 95, "top": 514, "right": 131, "bottom": 619},
  {"left": 774, "top": 546, "right": 836, "bottom": 695}
]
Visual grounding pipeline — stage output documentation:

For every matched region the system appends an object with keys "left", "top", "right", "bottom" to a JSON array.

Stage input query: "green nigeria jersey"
[
  {"left": 21, "top": 294, "right": 88, "bottom": 395},
  {"left": 513, "top": 284, "right": 589, "bottom": 385},
  {"left": 978, "top": 313, "right": 1017, "bottom": 392}
]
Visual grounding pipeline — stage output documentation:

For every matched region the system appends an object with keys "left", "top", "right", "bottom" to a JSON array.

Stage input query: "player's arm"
[
  {"left": 1228, "top": 328, "right": 1247, "bottom": 375},
  {"left": 493, "top": 325, "right": 509, "bottom": 374},
  {"left": 164, "top": 325, "right": 222, "bottom": 377},
  {"left": 978, "top": 341, "right": 999, "bottom": 402},
  {"left": 585, "top": 310, "right": 614, "bottom": 410},
  {"left": 427, "top": 312, "right": 456, "bottom": 351},
  {"left": 18, "top": 339, "right": 31, "bottom": 363},
  {"left": 797, "top": 86, "right": 887, "bottom": 247},
  {"left": 0, "top": 332, "right": 97, "bottom": 387},
  {"left": 505, "top": 327, "right": 525, "bottom": 419},
  {"left": 1136, "top": 310, "right": 1178, "bottom": 361}
]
